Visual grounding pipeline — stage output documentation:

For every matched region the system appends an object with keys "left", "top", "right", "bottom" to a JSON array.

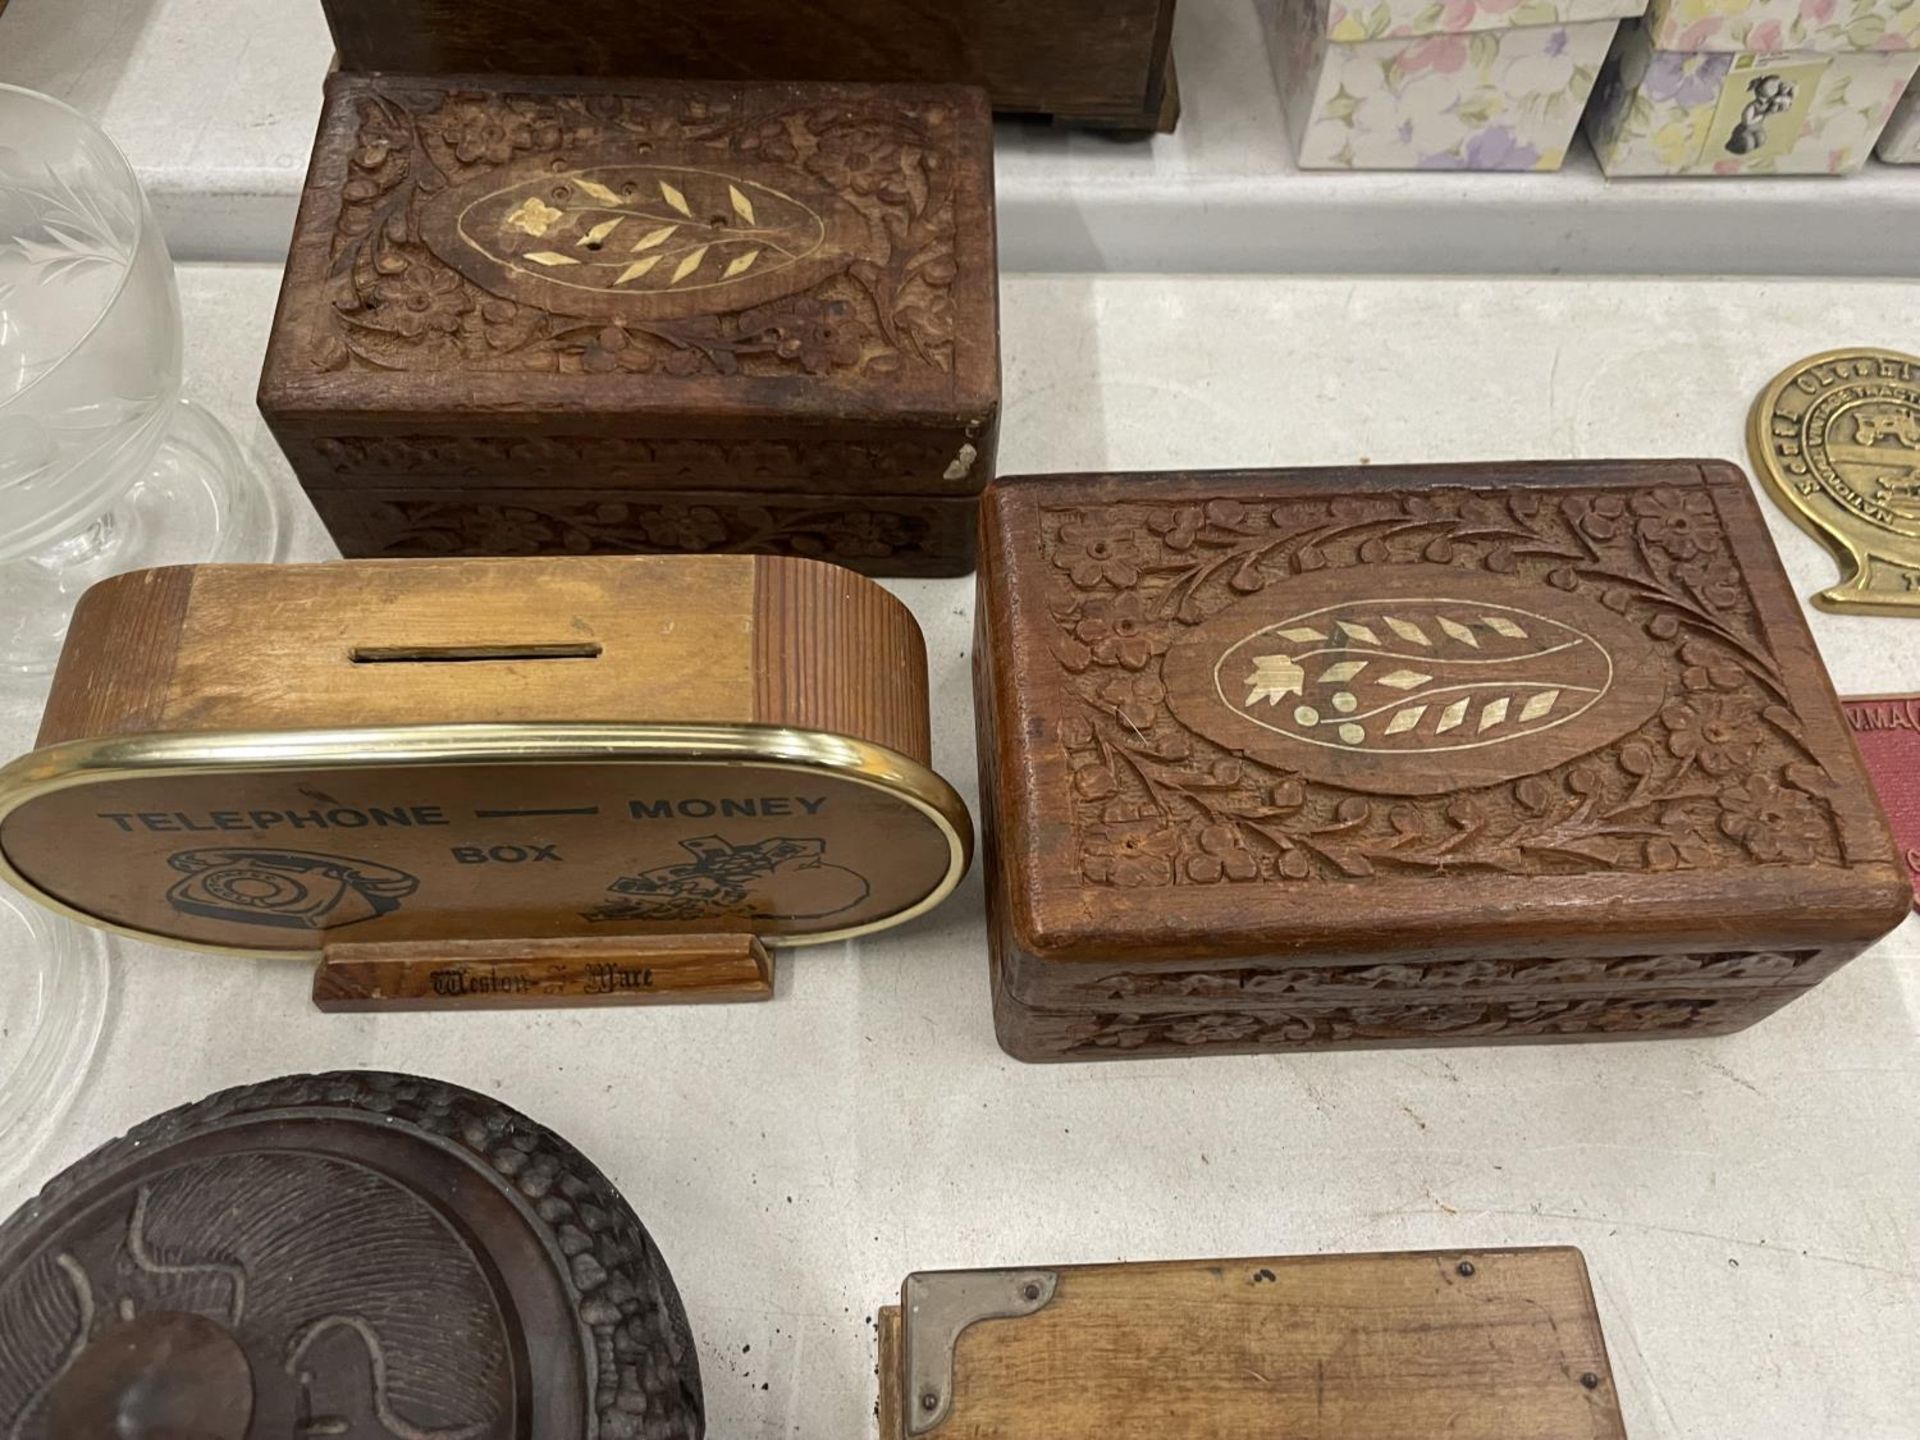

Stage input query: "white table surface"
[
  {"left": 3, "top": 264, "right": 1919, "bottom": 1438},
  {"left": 3, "top": 0, "right": 1918, "bottom": 276}
]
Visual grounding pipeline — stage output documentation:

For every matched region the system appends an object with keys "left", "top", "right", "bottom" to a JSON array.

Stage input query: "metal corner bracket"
[{"left": 902, "top": 1267, "right": 1058, "bottom": 1437}]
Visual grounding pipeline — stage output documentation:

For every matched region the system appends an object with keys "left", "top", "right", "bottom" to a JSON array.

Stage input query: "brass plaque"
[
  {"left": 0, "top": 733, "right": 969, "bottom": 956},
  {"left": 1749, "top": 348, "right": 1920, "bottom": 614}
]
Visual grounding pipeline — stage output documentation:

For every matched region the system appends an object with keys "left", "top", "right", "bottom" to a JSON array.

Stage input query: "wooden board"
[
  {"left": 318, "top": 0, "right": 1180, "bottom": 132},
  {"left": 313, "top": 933, "right": 774, "bottom": 1010},
  {"left": 973, "top": 462, "right": 1911, "bottom": 1060},
  {"left": 1, "top": 555, "right": 970, "bottom": 956},
  {"left": 258, "top": 73, "right": 1001, "bottom": 578},
  {"left": 882, "top": 1249, "right": 1624, "bottom": 1440}
]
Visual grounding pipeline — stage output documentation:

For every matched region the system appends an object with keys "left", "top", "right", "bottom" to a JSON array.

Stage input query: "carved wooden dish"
[
  {"left": 974, "top": 462, "right": 1911, "bottom": 1061},
  {"left": 877, "top": 1248, "right": 1623, "bottom": 1439},
  {"left": 0, "top": 556, "right": 971, "bottom": 976},
  {"left": 259, "top": 75, "right": 1000, "bottom": 578},
  {"left": 0, "top": 1071, "right": 704, "bottom": 1438}
]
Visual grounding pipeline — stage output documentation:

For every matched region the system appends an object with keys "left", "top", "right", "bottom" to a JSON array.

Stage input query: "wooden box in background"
[
  {"left": 259, "top": 74, "right": 1000, "bottom": 577},
  {"left": 318, "top": 0, "right": 1181, "bottom": 132},
  {"left": 974, "top": 462, "right": 1909, "bottom": 1061},
  {"left": 877, "top": 1248, "right": 1625, "bottom": 1439}
]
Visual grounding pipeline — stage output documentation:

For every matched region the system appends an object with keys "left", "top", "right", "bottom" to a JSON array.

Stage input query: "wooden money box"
[
  {"left": 876, "top": 1248, "right": 1623, "bottom": 1439},
  {"left": 0, "top": 556, "right": 970, "bottom": 1006},
  {"left": 974, "top": 461, "right": 1909, "bottom": 1062},
  {"left": 258, "top": 73, "right": 1000, "bottom": 577},
  {"left": 316, "top": 0, "right": 1181, "bottom": 132}
]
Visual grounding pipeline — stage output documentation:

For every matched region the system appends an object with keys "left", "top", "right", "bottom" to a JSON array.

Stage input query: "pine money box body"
[
  {"left": 258, "top": 73, "right": 1001, "bottom": 577},
  {"left": 974, "top": 462, "right": 1908, "bottom": 1062},
  {"left": 0, "top": 557, "right": 970, "bottom": 970}
]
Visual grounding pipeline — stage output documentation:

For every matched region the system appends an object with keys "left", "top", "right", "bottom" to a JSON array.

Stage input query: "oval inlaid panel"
[
  {"left": 420, "top": 150, "right": 871, "bottom": 321},
  {"left": 1161, "top": 569, "right": 1661, "bottom": 795}
]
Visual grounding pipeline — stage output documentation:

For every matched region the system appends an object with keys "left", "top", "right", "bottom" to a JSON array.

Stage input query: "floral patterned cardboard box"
[
  {"left": 1262, "top": 0, "right": 1648, "bottom": 169},
  {"left": 1878, "top": 75, "right": 1920, "bottom": 157},
  {"left": 1585, "top": 0, "right": 1920, "bottom": 174}
]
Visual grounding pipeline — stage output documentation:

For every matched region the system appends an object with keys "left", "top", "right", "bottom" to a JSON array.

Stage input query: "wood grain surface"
[
  {"left": 258, "top": 74, "right": 1001, "bottom": 577},
  {"left": 881, "top": 1248, "right": 1623, "bottom": 1440},
  {"left": 974, "top": 462, "right": 1910, "bottom": 1060},
  {"left": 39, "top": 555, "right": 930, "bottom": 760},
  {"left": 314, "top": 933, "right": 774, "bottom": 1010},
  {"left": 318, "top": 0, "right": 1179, "bottom": 131}
]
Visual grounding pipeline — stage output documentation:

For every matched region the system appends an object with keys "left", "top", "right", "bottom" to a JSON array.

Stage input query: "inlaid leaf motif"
[
  {"left": 448, "top": 162, "right": 839, "bottom": 314},
  {"left": 1209, "top": 596, "right": 1619, "bottom": 760},
  {"left": 1384, "top": 705, "right": 1428, "bottom": 736},
  {"left": 575, "top": 179, "right": 624, "bottom": 205},
  {"left": 1518, "top": 690, "right": 1560, "bottom": 722},
  {"left": 671, "top": 246, "right": 710, "bottom": 284},
  {"left": 579, "top": 219, "right": 622, "bottom": 249}
]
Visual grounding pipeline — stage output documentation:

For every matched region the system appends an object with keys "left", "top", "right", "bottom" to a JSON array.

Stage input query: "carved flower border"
[
  {"left": 1043, "top": 487, "right": 1846, "bottom": 888},
  {"left": 318, "top": 86, "right": 960, "bottom": 381}
]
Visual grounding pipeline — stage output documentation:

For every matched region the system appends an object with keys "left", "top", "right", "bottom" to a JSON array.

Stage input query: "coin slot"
[{"left": 350, "top": 643, "right": 603, "bottom": 664}]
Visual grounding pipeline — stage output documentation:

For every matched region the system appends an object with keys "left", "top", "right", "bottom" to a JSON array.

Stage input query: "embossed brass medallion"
[{"left": 1748, "top": 348, "right": 1920, "bottom": 614}]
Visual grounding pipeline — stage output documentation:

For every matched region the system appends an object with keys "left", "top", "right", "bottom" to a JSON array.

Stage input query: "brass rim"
[{"left": 0, "top": 723, "right": 973, "bottom": 959}]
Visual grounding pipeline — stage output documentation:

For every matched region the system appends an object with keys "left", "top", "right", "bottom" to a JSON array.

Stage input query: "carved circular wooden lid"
[{"left": 0, "top": 1071, "right": 704, "bottom": 1439}]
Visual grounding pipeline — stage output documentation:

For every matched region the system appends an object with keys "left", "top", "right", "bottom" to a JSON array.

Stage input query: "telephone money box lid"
[
  {"left": 0, "top": 1071, "right": 705, "bottom": 1439},
  {"left": 0, "top": 556, "right": 972, "bottom": 957}
]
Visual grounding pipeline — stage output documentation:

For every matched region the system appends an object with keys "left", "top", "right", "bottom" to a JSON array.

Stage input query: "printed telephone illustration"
[
  {"left": 166, "top": 848, "right": 420, "bottom": 930},
  {"left": 587, "top": 834, "right": 870, "bottom": 924}
]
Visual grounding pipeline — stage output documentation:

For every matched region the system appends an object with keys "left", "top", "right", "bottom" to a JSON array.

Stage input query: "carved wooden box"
[
  {"left": 876, "top": 1248, "right": 1623, "bottom": 1439},
  {"left": 259, "top": 74, "right": 1000, "bottom": 578},
  {"left": 974, "top": 462, "right": 1910, "bottom": 1062},
  {"left": 0, "top": 556, "right": 971, "bottom": 973},
  {"left": 317, "top": 0, "right": 1180, "bottom": 132}
]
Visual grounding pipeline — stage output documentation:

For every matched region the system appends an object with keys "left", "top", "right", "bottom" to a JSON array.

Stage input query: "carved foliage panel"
[
  {"left": 1036, "top": 992, "right": 1778, "bottom": 1057},
  {"left": 1042, "top": 484, "right": 1847, "bottom": 889},
  {"left": 313, "top": 81, "right": 967, "bottom": 382},
  {"left": 313, "top": 488, "right": 975, "bottom": 574}
]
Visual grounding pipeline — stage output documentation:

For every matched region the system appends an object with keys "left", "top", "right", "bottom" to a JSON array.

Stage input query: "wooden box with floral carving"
[
  {"left": 259, "top": 74, "right": 999, "bottom": 577},
  {"left": 974, "top": 462, "right": 1910, "bottom": 1062}
]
